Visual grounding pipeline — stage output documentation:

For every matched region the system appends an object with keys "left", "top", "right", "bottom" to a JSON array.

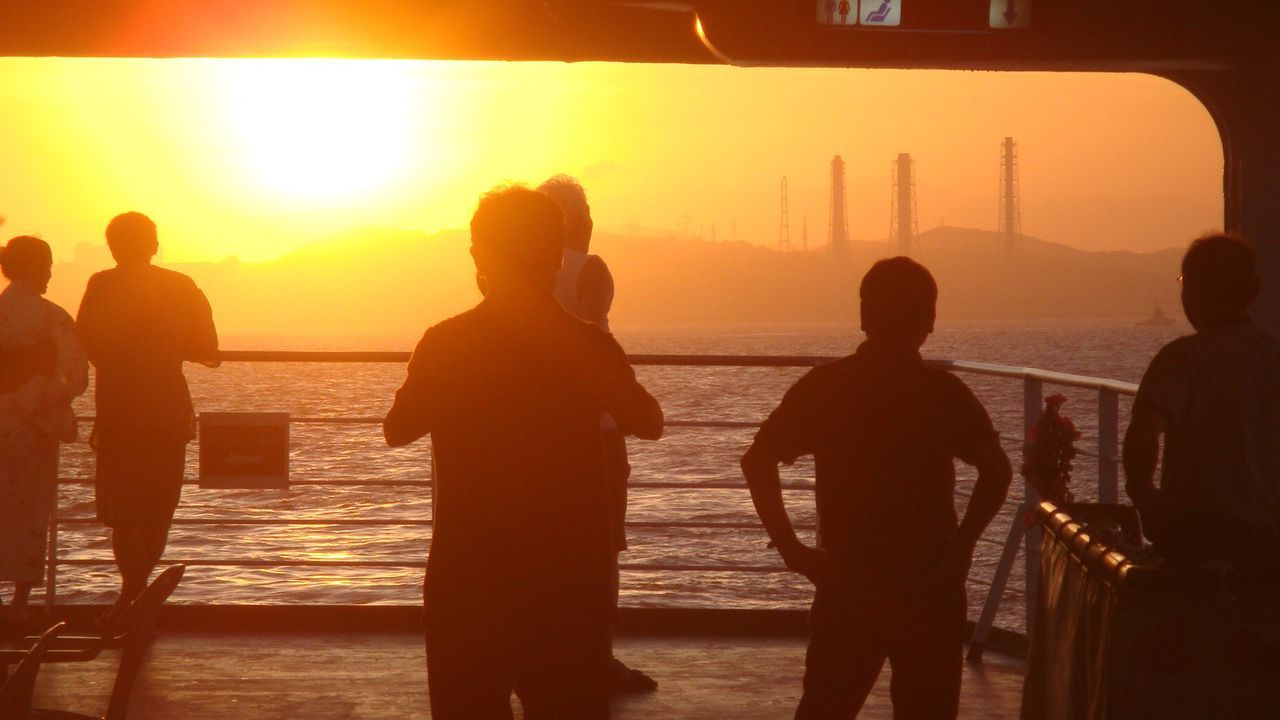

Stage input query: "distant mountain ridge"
[{"left": 44, "top": 225, "right": 1184, "bottom": 335}]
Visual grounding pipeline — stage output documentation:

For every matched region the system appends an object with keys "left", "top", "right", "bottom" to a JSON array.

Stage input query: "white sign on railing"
[{"left": 199, "top": 412, "right": 290, "bottom": 489}]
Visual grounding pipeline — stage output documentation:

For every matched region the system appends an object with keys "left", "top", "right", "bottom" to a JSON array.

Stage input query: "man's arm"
[
  {"left": 1123, "top": 405, "right": 1189, "bottom": 545},
  {"left": 741, "top": 370, "right": 829, "bottom": 584},
  {"left": 1123, "top": 406, "right": 1163, "bottom": 506},
  {"left": 956, "top": 442, "right": 1013, "bottom": 549},
  {"left": 75, "top": 275, "right": 105, "bottom": 366},
  {"left": 383, "top": 333, "right": 435, "bottom": 447},
  {"left": 593, "top": 335, "right": 662, "bottom": 440},
  {"left": 610, "top": 378, "right": 663, "bottom": 441},
  {"left": 930, "top": 442, "right": 1011, "bottom": 588},
  {"left": 1123, "top": 345, "right": 1189, "bottom": 544},
  {"left": 741, "top": 443, "right": 829, "bottom": 584},
  {"left": 184, "top": 285, "right": 220, "bottom": 368}
]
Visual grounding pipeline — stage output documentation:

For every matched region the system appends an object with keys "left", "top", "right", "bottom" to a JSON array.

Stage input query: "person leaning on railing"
[
  {"left": 1124, "top": 233, "right": 1280, "bottom": 590},
  {"left": 76, "top": 212, "right": 220, "bottom": 623},
  {"left": 742, "top": 257, "right": 1012, "bottom": 720}
]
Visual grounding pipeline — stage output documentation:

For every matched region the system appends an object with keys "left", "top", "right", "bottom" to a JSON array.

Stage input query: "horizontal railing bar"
[
  {"left": 54, "top": 558, "right": 424, "bottom": 568},
  {"left": 57, "top": 517, "right": 430, "bottom": 527},
  {"left": 53, "top": 479, "right": 437, "bottom": 487},
  {"left": 59, "top": 417, "right": 764, "bottom": 429},
  {"left": 208, "top": 351, "right": 1140, "bottom": 398},
  {"left": 630, "top": 482, "right": 812, "bottom": 490},
  {"left": 53, "top": 517, "right": 816, "bottom": 531},
  {"left": 932, "top": 359, "right": 1138, "bottom": 396},
  {"left": 51, "top": 556, "right": 1024, "bottom": 580},
  {"left": 52, "top": 558, "right": 795, "bottom": 573},
  {"left": 217, "top": 351, "right": 835, "bottom": 367},
  {"left": 52, "top": 479, "right": 816, "bottom": 491}
]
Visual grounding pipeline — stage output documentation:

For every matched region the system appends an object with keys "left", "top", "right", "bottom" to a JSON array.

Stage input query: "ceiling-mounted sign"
[
  {"left": 816, "top": 0, "right": 858, "bottom": 26},
  {"left": 989, "top": 0, "right": 1032, "bottom": 28},
  {"left": 860, "top": 0, "right": 902, "bottom": 27}
]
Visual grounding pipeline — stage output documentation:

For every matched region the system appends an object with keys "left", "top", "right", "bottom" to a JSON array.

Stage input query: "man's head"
[
  {"left": 1, "top": 235, "right": 53, "bottom": 294},
  {"left": 470, "top": 185, "right": 565, "bottom": 294},
  {"left": 537, "top": 175, "right": 593, "bottom": 253},
  {"left": 105, "top": 212, "right": 159, "bottom": 265},
  {"left": 859, "top": 256, "right": 938, "bottom": 348},
  {"left": 1180, "top": 233, "right": 1258, "bottom": 331}
]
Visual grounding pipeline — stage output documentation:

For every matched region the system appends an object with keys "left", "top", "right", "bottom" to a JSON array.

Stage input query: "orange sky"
[{"left": 0, "top": 58, "right": 1222, "bottom": 263}]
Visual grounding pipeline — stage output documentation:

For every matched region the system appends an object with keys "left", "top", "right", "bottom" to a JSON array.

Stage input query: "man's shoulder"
[
  {"left": 1144, "top": 333, "right": 1201, "bottom": 373},
  {"left": 150, "top": 265, "right": 201, "bottom": 290},
  {"left": 86, "top": 265, "right": 199, "bottom": 291},
  {"left": 420, "top": 306, "right": 484, "bottom": 343},
  {"left": 922, "top": 362, "right": 977, "bottom": 394},
  {"left": 789, "top": 354, "right": 858, "bottom": 395}
]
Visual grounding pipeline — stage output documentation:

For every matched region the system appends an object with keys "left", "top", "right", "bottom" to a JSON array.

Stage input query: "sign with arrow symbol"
[{"left": 989, "top": 0, "right": 1031, "bottom": 28}]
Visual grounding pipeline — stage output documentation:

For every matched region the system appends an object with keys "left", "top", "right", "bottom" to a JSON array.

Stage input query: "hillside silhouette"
[{"left": 43, "top": 225, "right": 1183, "bottom": 336}]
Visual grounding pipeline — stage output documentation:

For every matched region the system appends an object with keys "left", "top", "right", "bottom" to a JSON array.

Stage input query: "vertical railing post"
[
  {"left": 1022, "top": 377, "right": 1043, "bottom": 631},
  {"left": 1095, "top": 389, "right": 1116, "bottom": 502},
  {"left": 1098, "top": 388, "right": 1120, "bottom": 504},
  {"left": 45, "top": 501, "right": 58, "bottom": 613}
]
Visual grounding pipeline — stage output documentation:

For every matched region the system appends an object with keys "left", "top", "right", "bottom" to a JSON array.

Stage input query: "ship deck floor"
[{"left": 30, "top": 632, "right": 1026, "bottom": 719}]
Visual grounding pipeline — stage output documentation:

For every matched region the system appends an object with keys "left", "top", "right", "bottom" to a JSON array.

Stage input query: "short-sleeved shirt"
[
  {"left": 750, "top": 340, "right": 998, "bottom": 587},
  {"left": 1134, "top": 323, "right": 1280, "bottom": 564},
  {"left": 77, "top": 265, "right": 218, "bottom": 444},
  {"left": 384, "top": 290, "right": 658, "bottom": 617}
]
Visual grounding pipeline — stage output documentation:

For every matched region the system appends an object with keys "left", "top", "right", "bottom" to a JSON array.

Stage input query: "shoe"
[{"left": 609, "top": 657, "right": 658, "bottom": 694}]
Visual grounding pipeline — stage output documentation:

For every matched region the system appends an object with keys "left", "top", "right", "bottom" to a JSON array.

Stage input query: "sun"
[{"left": 220, "top": 59, "right": 420, "bottom": 202}]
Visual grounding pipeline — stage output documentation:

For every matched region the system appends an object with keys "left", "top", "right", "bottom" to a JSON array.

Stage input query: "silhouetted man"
[
  {"left": 1125, "top": 234, "right": 1280, "bottom": 585},
  {"left": 742, "top": 257, "right": 1012, "bottom": 719},
  {"left": 77, "top": 212, "right": 219, "bottom": 616},
  {"left": 538, "top": 175, "right": 656, "bottom": 694},
  {"left": 384, "top": 185, "right": 663, "bottom": 719}
]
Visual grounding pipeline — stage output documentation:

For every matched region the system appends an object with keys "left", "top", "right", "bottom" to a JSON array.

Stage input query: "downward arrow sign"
[{"left": 1004, "top": 0, "right": 1019, "bottom": 24}]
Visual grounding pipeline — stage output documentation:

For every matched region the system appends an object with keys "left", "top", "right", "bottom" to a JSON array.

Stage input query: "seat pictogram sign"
[{"left": 861, "top": 0, "right": 902, "bottom": 26}]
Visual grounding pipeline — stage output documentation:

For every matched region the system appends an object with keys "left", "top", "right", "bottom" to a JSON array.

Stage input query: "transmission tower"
[
  {"left": 999, "top": 137, "right": 1022, "bottom": 254},
  {"left": 779, "top": 176, "right": 791, "bottom": 251},
  {"left": 828, "top": 156, "right": 851, "bottom": 258},
  {"left": 801, "top": 214, "right": 809, "bottom": 252},
  {"left": 889, "top": 153, "right": 919, "bottom": 256}
]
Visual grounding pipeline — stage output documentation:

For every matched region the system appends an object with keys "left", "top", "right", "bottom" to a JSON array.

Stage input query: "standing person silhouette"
[
  {"left": 1125, "top": 234, "right": 1280, "bottom": 586},
  {"left": 384, "top": 185, "right": 663, "bottom": 720},
  {"left": 537, "top": 175, "right": 657, "bottom": 694},
  {"left": 742, "top": 257, "right": 1012, "bottom": 719},
  {"left": 76, "top": 212, "right": 219, "bottom": 619},
  {"left": 0, "top": 236, "right": 88, "bottom": 636}
]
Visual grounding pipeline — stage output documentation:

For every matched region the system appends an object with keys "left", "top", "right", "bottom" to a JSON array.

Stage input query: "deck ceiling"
[{"left": 0, "top": 1, "right": 1277, "bottom": 72}]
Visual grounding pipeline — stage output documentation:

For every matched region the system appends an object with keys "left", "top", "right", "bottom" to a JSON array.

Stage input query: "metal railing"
[{"left": 45, "top": 352, "right": 1138, "bottom": 650}]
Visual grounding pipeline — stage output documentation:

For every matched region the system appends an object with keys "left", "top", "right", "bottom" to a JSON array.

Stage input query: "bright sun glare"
[{"left": 220, "top": 60, "right": 420, "bottom": 202}]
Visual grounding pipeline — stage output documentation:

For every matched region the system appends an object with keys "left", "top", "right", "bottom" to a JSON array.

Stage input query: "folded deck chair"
[
  {"left": 0, "top": 564, "right": 185, "bottom": 720},
  {"left": 0, "top": 622, "right": 66, "bottom": 717}
]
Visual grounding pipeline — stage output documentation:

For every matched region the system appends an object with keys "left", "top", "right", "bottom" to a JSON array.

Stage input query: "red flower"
[{"left": 1021, "top": 394, "right": 1080, "bottom": 504}]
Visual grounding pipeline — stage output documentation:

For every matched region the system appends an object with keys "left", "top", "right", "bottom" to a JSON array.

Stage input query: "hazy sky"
[{"left": 0, "top": 58, "right": 1222, "bottom": 263}]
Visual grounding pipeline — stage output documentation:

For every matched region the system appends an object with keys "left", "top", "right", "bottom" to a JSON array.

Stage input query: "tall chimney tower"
[
  {"left": 999, "top": 137, "right": 1022, "bottom": 254},
  {"left": 779, "top": 176, "right": 791, "bottom": 251},
  {"left": 828, "top": 156, "right": 850, "bottom": 258},
  {"left": 890, "top": 153, "right": 919, "bottom": 256}
]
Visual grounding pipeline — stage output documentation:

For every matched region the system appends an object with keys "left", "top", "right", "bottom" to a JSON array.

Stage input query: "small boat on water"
[{"left": 1137, "top": 303, "right": 1177, "bottom": 327}]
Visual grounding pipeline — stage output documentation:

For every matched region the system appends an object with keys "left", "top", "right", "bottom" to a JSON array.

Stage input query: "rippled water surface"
[{"left": 50, "top": 319, "right": 1185, "bottom": 633}]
